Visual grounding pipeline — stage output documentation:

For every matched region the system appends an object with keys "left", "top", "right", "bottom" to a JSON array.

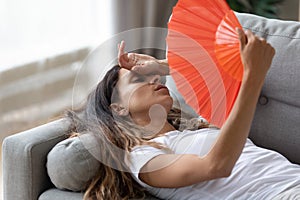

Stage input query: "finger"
[
  {"left": 245, "top": 30, "right": 255, "bottom": 42},
  {"left": 132, "top": 65, "right": 149, "bottom": 74},
  {"left": 236, "top": 28, "right": 246, "bottom": 50},
  {"left": 259, "top": 37, "right": 267, "bottom": 44},
  {"left": 118, "top": 41, "right": 126, "bottom": 57},
  {"left": 132, "top": 64, "right": 161, "bottom": 75},
  {"left": 118, "top": 41, "right": 123, "bottom": 56},
  {"left": 128, "top": 53, "right": 136, "bottom": 63},
  {"left": 271, "top": 46, "right": 276, "bottom": 56},
  {"left": 118, "top": 41, "right": 129, "bottom": 64},
  {"left": 119, "top": 40, "right": 125, "bottom": 52}
]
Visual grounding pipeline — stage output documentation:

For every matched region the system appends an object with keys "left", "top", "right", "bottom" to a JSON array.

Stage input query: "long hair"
[{"left": 66, "top": 65, "right": 215, "bottom": 200}]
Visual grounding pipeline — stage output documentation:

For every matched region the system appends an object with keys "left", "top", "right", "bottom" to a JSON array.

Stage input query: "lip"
[{"left": 154, "top": 84, "right": 169, "bottom": 91}]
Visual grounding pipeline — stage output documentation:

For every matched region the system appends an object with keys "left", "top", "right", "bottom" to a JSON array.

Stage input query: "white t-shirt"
[{"left": 126, "top": 128, "right": 300, "bottom": 200}]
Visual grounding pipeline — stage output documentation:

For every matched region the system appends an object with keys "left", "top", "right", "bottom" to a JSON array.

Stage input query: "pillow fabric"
[{"left": 47, "top": 134, "right": 101, "bottom": 192}]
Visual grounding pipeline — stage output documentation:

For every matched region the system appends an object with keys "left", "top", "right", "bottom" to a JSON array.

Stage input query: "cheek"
[
  {"left": 128, "top": 88, "right": 173, "bottom": 115},
  {"left": 128, "top": 88, "right": 152, "bottom": 113},
  {"left": 117, "top": 84, "right": 145, "bottom": 108}
]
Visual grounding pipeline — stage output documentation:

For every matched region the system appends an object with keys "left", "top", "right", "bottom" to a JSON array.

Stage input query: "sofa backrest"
[{"left": 236, "top": 13, "right": 300, "bottom": 164}]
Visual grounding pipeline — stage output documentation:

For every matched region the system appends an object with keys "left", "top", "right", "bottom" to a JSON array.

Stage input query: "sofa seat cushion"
[{"left": 39, "top": 188, "right": 84, "bottom": 200}]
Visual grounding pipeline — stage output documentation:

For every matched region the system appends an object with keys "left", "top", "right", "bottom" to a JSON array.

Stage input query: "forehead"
[
  {"left": 118, "top": 68, "right": 131, "bottom": 84},
  {"left": 119, "top": 68, "right": 130, "bottom": 78},
  {"left": 118, "top": 68, "right": 142, "bottom": 82},
  {"left": 117, "top": 68, "right": 134, "bottom": 87}
]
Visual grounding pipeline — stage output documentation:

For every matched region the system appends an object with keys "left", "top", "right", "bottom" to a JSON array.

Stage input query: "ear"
[{"left": 110, "top": 103, "right": 129, "bottom": 116}]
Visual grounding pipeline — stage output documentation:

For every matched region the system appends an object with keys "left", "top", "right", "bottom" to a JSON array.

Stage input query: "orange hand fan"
[{"left": 166, "top": 0, "right": 243, "bottom": 127}]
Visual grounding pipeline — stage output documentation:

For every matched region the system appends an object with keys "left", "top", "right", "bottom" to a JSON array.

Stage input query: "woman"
[{"left": 68, "top": 29, "right": 300, "bottom": 200}]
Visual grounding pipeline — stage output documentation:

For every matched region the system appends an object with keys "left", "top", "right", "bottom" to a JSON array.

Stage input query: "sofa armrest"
[{"left": 2, "top": 118, "right": 71, "bottom": 200}]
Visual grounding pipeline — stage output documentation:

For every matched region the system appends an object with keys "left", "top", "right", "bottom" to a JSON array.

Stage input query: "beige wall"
[{"left": 0, "top": 48, "right": 90, "bottom": 137}]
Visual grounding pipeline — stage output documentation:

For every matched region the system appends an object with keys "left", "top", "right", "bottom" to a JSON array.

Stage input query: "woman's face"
[{"left": 112, "top": 68, "right": 173, "bottom": 122}]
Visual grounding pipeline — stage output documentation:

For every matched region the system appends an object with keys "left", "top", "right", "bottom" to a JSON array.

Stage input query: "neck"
[
  {"left": 131, "top": 112, "right": 176, "bottom": 137},
  {"left": 150, "top": 120, "right": 176, "bottom": 136}
]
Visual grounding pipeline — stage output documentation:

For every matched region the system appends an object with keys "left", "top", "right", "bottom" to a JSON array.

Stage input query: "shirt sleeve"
[{"left": 126, "top": 145, "right": 167, "bottom": 187}]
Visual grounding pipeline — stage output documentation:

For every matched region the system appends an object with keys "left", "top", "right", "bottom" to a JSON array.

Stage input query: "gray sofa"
[{"left": 2, "top": 13, "right": 300, "bottom": 200}]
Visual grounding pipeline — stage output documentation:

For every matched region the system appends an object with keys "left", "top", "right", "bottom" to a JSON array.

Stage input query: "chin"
[{"left": 162, "top": 96, "right": 173, "bottom": 112}]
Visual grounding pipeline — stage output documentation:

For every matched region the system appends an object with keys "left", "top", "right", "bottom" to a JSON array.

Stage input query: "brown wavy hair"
[{"left": 66, "top": 65, "right": 215, "bottom": 200}]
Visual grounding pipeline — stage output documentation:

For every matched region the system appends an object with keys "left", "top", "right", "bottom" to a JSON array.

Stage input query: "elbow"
[
  {"left": 209, "top": 162, "right": 233, "bottom": 179},
  {"left": 218, "top": 167, "right": 232, "bottom": 178}
]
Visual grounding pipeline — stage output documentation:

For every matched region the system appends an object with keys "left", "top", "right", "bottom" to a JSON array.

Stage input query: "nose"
[{"left": 149, "top": 74, "right": 161, "bottom": 84}]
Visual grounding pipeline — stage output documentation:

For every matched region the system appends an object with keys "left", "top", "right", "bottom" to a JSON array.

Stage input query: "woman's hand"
[
  {"left": 237, "top": 28, "right": 275, "bottom": 86},
  {"left": 117, "top": 41, "right": 169, "bottom": 76}
]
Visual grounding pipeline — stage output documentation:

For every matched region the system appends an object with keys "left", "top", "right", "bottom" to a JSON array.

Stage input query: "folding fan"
[{"left": 166, "top": 0, "right": 243, "bottom": 127}]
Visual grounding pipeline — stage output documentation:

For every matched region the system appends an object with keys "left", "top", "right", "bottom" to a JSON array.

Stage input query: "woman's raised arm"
[
  {"left": 207, "top": 28, "right": 275, "bottom": 176},
  {"left": 138, "top": 29, "right": 275, "bottom": 188}
]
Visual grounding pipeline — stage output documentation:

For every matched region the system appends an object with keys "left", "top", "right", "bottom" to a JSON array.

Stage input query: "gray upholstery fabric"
[
  {"left": 39, "top": 188, "right": 160, "bottom": 200},
  {"left": 236, "top": 13, "right": 300, "bottom": 164},
  {"left": 251, "top": 97, "right": 300, "bottom": 163},
  {"left": 2, "top": 118, "right": 71, "bottom": 200},
  {"left": 47, "top": 135, "right": 101, "bottom": 191},
  {"left": 39, "top": 189, "right": 84, "bottom": 200},
  {"left": 237, "top": 13, "right": 300, "bottom": 108}
]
